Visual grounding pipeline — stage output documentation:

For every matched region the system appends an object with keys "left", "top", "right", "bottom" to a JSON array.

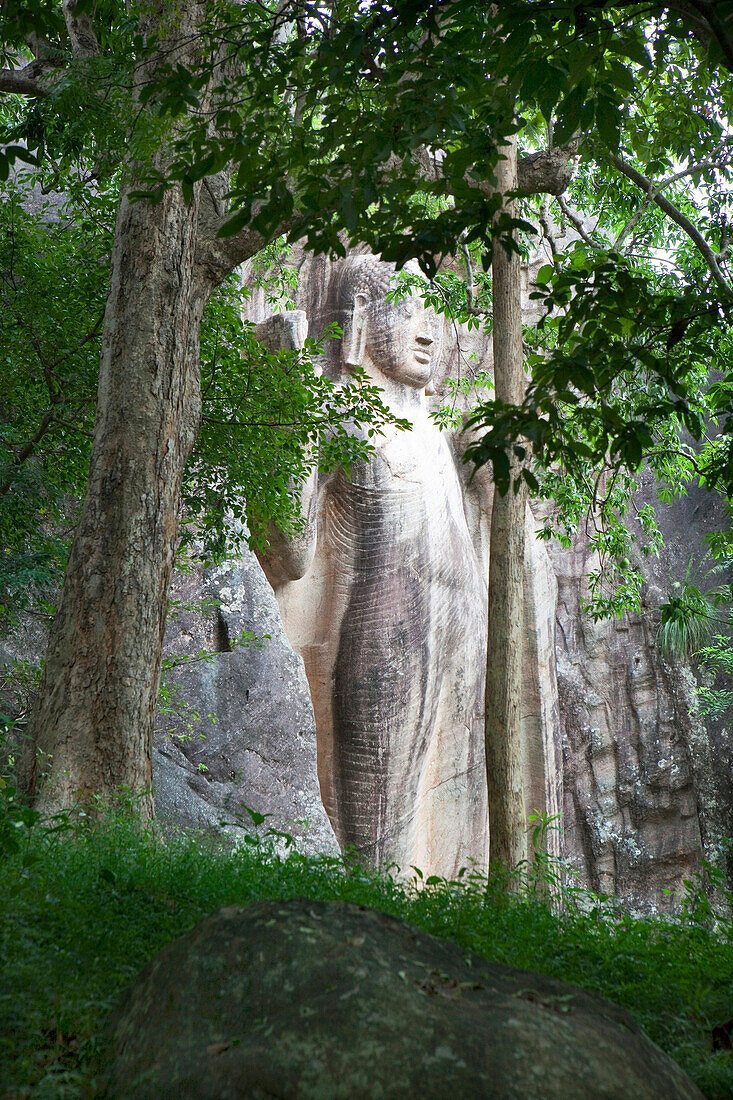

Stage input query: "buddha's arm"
[
  {"left": 259, "top": 463, "right": 319, "bottom": 586},
  {"left": 447, "top": 419, "right": 494, "bottom": 570},
  {"left": 252, "top": 311, "right": 320, "bottom": 587}
]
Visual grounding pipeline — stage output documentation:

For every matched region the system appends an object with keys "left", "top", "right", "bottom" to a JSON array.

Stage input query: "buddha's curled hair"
[{"left": 330, "top": 255, "right": 395, "bottom": 312}]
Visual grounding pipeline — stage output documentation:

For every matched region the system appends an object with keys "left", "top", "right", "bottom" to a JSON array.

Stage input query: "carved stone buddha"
[{"left": 261, "top": 255, "right": 488, "bottom": 877}]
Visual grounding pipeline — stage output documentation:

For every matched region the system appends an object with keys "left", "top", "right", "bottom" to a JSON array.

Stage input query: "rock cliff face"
[
  {"left": 2, "top": 247, "right": 729, "bottom": 909},
  {"left": 538, "top": 449, "right": 731, "bottom": 907},
  {"left": 238, "top": 246, "right": 726, "bottom": 906},
  {"left": 255, "top": 257, "right": 491, "bottom": 878},
  {"left": 153, "top": 550, "right": 337, "bottom": 856},
  {"left": 550, "top": 535, "right": 704, "bottom": 907}
]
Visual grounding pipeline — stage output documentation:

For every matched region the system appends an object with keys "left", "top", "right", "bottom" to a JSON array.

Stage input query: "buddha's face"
[{"left": 364, "top": 283, "right": 443, "bottom": 388}]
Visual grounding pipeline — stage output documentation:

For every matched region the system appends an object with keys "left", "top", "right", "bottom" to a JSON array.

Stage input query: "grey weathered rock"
[
  {"left": 153, "top": 548, "right": 337, "bottom": 856},
  {"left": 548, "top": 463, "right": 732, "bottom": 908},
  {"left": 551, "top": 531, "right": 703, "bottom": 907},
  {"left": 518, "top": 235, "right": 722, "bottom": 908},
  {"left": 103, "top": 898, "right": 703, "bottom": 1100}
]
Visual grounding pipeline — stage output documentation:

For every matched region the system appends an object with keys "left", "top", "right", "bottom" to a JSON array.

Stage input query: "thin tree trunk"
[
  {"left": 486, "top": 134, "right": 528, "bottom": 874},
  {"left": 21, "top": 177, "right": 207, "bottom": 817}
]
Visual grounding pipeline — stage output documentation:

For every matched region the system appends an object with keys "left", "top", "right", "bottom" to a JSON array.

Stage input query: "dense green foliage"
[
  {"left": 191, "top": 266, "right": 409, "bottom": 559},
  {"left": 0, "top": 178, "right": 113, "bottom": 624},
  {"left": 0, "top": 191, "right": 404, "bottom": 622},
  {"left": 3, "top": 1, "right": 733, "bottom": 612},
  {"left": 1, "top": 804, "right": 732, "bottom": 1098}
]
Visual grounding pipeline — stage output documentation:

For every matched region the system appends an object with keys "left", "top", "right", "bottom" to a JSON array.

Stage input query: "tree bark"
[
  {"left": 22, "top": 178, "right": 208, "bottom": 816},
  {"left": 13, "top": 0, "right": 301, "bottom": 818},
  {"left": 485, "top": 134, "right": 528, "bottom": 873},
  {"left": 19, "top": 0, "right": 214, "bottom": 817},
  {"left": 18, "top": 1, "right": 289, "bottom": 818}
]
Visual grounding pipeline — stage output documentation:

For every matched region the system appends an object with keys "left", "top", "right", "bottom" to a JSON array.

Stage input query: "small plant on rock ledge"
[{"left": 656, "top": 555, "right": 731, "bottom": 663}]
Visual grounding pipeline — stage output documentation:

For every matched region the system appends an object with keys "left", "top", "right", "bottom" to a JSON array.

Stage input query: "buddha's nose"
[{"left": 416, "top": 333, "right": 433, "bottom": 347}]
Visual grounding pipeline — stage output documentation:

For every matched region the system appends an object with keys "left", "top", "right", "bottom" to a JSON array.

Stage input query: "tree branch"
[
  {"left": 0, "top": 301, "right": 103, "bottom": 495},
  {"left": 0, "top": 410, "right": 57, "bottom": 495},
  {"left": 608, "top": 152, "right": 733, "bottom": 297},
  {"left": 62, "top": 0, "right": 101, "bottom": 59},
  {"left": 613, "top": 198, "right": 650, "bottom": 251},
  {"left": 614, "top": 157, "right": 733, "bottom": 250},
  {"left": 195, "top": 173, "right": 299, "bottom": 284},
  {"left": 460, "top": 234, "right": 475, "bottom": 308},
  {"left": 193, "top": 106, "right": 577, "bottom": 283},
  {"left": 0, "top": 61, "right": 55, "bottom": 97},
  {"left": 192, "top": 118, "right": 578, "bottom": 283},
  {"left": 659, "top": 157, "right": 732, "bottom": 189},
  {"left": 24, "top": 32, "right": 56, "bottom": 61},
  {"left": 593, "top": 0, "right": 733, "bottom": 75},
  {"left": 645, "top": 446, "right": 704, "bottom": 476},
  {"left": 199, "top": 215, "right": 299, "bottom": 284},
  {"left": 668, "top": 0, "right": 733, "bottom": 75},
  {"left": 0, "top": 396, "right": 95, "bottom": 496},
  {"left": 538, "top": 194, "right": 559, "bottom": 257},
  {"left": 555, "top": 194, "right": 596, "bottom": 247}
]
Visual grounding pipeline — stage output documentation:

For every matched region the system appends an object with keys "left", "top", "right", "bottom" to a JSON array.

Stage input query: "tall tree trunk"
[
  {"left": 15, "top": 1, "right": 280, "bottom": 818},
  {"left": 21, "top": 179, "right": 208, "bottom": 817},
  {"left": 18, "top": 0, "right": 209, "bottom": 822},
  {"left": 485, "top": 134, "right": 528, "bottom": 873}
]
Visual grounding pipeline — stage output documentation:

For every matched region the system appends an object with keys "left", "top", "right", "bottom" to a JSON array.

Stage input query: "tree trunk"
[
  {"left": 21, "top": 174, "right": 208, "bottom": 817},
  {"left": 486, "top": 134, "right": 528, "bottom": 873},
  {"left": 15, "top": 0, "right": 284, "bottom": 818}
]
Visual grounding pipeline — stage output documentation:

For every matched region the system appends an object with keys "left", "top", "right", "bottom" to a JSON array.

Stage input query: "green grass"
[{"left": 1, "top": 809, "right": 732, "bottom": 1099}]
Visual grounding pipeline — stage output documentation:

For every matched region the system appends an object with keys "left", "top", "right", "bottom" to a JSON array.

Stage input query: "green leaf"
[
  {"left": 523, "top": 469, "right": 540, "bottom": 494},
  {"left": 239, "top": 804, "right": 272, "bottom": 827},
  {"left": 554, "top": 82, "right": 586, "bottom": 144},
  {"left": 595, "top": 95, "right": 622, "bottom": 151},
  {"left": 217, "top": 207, "right": 251, "bottom": 238},
  {"left": 3, "top": 145, "right": 37, "bottom": 166},
  {"left": 616, "top": 35, "right": 651, "bottom": 69}
]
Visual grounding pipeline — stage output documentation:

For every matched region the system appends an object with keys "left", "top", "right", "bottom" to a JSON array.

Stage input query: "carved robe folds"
[{"left": 261, "top": 256, "right": 488, "bottom": 877}]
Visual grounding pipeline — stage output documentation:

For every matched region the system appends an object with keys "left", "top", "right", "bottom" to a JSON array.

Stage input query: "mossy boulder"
[{"left": 103, "top": 898, "right": 703, "bottom": 1099}]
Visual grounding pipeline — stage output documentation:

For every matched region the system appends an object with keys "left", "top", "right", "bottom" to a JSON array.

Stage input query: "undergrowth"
[{"left": 1, "top": 793, "right": 732, "bottom": 1098}]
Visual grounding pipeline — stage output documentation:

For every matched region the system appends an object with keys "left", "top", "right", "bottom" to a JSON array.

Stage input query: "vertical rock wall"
[
  {"left": 1, "top": 244, "right": 728, "bottom": 909},
  {"left": 551, "top": 535, "right": 703, "bottom": 906},
  {"left": 244, "top": 248, "right": 565, "bottom": 876}
]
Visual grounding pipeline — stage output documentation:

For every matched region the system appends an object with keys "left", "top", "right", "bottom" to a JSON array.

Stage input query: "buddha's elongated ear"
[{"left": 342, "top": 292, "right": 369, "bottom": 368}]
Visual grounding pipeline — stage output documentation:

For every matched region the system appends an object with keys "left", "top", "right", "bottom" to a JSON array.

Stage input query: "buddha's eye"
[{"left": 400, "top": 300, "right": 415, "bottom": 317}]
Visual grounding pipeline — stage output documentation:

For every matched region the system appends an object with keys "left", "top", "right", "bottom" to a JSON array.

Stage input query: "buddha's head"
[{"left": 328, "top": 255, "right": 443, "bottom": 388}]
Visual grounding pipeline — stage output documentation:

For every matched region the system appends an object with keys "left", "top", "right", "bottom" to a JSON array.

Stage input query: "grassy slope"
[{"left": 1, "top": 813, "right": 732, "bottom": 1099}]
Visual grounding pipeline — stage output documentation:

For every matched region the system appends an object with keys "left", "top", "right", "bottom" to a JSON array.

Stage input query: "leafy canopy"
[{"left": 4, "top": 0, "right": 733, "bottom": 621}]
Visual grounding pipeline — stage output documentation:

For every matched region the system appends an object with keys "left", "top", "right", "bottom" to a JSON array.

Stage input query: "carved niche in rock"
[{"left": 259, "top": 256, "right": 489, "bottom": 878}]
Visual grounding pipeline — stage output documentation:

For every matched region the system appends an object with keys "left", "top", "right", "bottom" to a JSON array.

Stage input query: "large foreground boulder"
[{"left": 103, "top": 899, "right": 702, "bottom": 1099}]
